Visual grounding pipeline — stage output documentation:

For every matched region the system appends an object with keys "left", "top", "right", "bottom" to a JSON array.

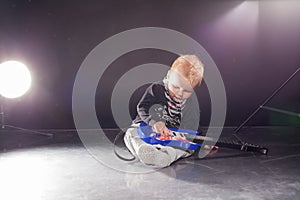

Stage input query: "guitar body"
[
  {"left": 138, "top": 121, "right": 201, "bottom": 150},
  {"left": 138, "top": 122, "right": 268, "bottom": 155}
]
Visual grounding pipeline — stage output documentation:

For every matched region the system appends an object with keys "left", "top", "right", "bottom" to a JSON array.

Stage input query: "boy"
[{"left": 124, "top": 55, "right": 209, "bottom": 168}]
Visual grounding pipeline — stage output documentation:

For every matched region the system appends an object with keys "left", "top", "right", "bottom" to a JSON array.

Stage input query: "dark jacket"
[{"left": 134, "top": 81, "right": 200, "bottom": 131}]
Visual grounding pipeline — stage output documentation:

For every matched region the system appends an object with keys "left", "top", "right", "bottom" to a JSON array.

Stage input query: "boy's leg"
[
  {"left": 124, "top": 125, "right": 192, "bottom": 167},
  {"left": 137, "top": 144, "right": 192, "bottom": 167},
  {"left": 123, "top": 125, "right": 145, "bottom": 157}
]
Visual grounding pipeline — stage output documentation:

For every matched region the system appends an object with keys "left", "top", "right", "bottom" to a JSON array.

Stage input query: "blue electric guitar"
[{"left": 138, "top": 122, "right": 268, "bottom": 155}]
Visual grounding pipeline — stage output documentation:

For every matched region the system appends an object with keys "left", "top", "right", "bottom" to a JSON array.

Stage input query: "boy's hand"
[{"left": 153, "top": 121, "right": 171, "bottom": 137}]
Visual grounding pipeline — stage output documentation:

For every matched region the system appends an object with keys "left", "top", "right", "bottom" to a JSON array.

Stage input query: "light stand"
[
  {"left": 0, "top": 96, "right": 4, "bottom": 129},
  {"left": 234, "top": 68, "right": 300, "bottom": 134},
  {"left": 0, "top": 60, "right": 53, "bottom": 137},
  {"left": 0, "top": 95, "right": 53, "bottom": 137}
]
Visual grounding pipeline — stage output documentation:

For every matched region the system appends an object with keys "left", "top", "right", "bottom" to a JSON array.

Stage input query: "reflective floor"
[{"left": 0, "top": 127, "right": 299, "bottom": 200}]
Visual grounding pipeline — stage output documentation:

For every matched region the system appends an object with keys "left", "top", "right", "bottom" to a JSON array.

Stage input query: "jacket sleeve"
[{"left": 136, "top": 83, "right": 165, "bottom": 127}]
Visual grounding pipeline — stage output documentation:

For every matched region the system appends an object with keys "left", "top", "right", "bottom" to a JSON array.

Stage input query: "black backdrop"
[{"left": 0, "top": 0, "right": 299, "bottom": 129}]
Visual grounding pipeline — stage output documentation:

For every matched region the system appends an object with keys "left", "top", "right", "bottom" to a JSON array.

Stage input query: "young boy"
[{"left": 124, "top": 55, "right": 206, "bottom": 168}]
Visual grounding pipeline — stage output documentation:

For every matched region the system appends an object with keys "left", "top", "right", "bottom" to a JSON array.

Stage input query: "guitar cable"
[{"left": 113, "top": 128, "right": 136, "bottom": 161}]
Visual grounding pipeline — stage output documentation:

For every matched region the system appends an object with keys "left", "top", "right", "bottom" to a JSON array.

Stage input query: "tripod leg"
[{"left": 0, "top": 103, "right": 4, "bottom": 129}]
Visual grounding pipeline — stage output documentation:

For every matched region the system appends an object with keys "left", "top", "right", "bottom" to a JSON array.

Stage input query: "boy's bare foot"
[
  {"left": 204, "top": 145, "right": 219, "bottom": 150},
  {"left": 204, "top": 145, "right": 219, "bottom": 156}
]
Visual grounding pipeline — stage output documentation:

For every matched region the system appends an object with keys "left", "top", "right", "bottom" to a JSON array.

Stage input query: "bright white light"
[
  {"left": 211, "top": 1, "right": 259, "bottom": 43},
  {"left": 0, "top": 60, "right": 32, "bottom": 98}
]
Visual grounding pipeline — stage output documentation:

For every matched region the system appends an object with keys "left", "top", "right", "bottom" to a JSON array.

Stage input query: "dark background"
[{"left": 0, "top": 0, "right": 299, "bottom": 129}]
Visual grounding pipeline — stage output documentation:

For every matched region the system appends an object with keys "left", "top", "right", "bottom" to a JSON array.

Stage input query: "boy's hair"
[{"left": 168, "top": 54, "right": 204, "bottom": 86}]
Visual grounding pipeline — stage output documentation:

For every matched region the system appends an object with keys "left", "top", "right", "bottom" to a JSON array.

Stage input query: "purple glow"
[{"left": 201, "top": 1, "right": 260, "bottom": 64}]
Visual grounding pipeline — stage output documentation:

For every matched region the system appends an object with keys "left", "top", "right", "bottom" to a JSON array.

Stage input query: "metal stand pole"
[
  {"left": 0, "top": 96, "right": 4, "bottom": 129},
  {"left": 0, "top": 95, "right": 52, "bottom": 136},
  {"left": 234, "top": 68, "right": 300, "bottom": 133}
]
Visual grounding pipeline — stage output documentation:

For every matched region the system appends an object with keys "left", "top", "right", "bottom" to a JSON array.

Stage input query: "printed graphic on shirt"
[{"left": 163, "top": 84, "right": 186, "bottom": 128}]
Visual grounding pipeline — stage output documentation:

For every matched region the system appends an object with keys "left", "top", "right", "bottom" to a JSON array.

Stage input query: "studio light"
[
  {"left": 0, "top": 60, "right": 31, "bottom": 129},
  {"left": 0, "top": 60, "right": 51, "bottom": 136},
  {"left": 210, "top": 1, "right": 259, "bottom": 45},
  {"left": 0, "top": 60, "right": 32, "bottom": 99}
]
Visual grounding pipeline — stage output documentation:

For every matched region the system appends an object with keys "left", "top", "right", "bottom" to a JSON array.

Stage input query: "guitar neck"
[{"left": 185, "top": 134, "right": 268, "bottom": 155}]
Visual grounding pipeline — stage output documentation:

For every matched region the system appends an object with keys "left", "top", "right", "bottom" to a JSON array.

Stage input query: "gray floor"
[{"left": 0, "top": 127, "right": 299, "bottom": 200}]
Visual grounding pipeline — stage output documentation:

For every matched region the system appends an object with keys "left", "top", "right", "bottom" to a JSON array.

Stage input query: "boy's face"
[{"left": 167, "top": 70, "right": 195, "bottom": 101}]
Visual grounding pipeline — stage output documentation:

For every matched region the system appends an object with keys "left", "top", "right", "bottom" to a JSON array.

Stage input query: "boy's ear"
[{"left": 166, "top": 70, "right": 171, "bottom": 79}]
